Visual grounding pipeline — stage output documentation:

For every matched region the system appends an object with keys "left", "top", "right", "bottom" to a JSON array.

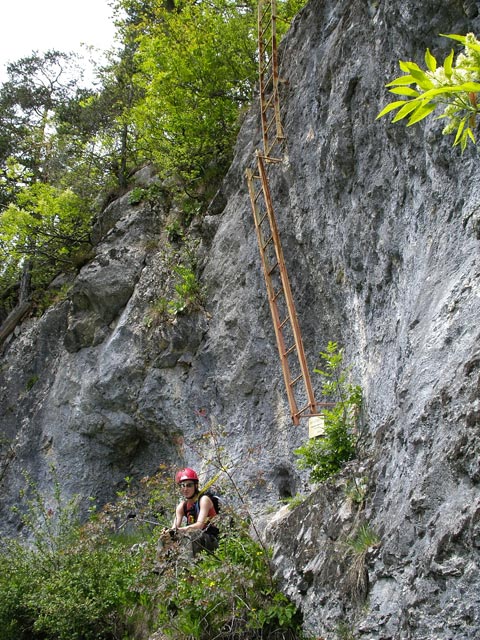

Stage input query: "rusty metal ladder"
[
  {"left": 257, "top": 0, "right": 284, "bottom": 160},
  {"left": 246, "top": 0, "right": 325, "bottom": 426},
  {"left": 246, "top": 153, "right": 318, "bottom": 425}
]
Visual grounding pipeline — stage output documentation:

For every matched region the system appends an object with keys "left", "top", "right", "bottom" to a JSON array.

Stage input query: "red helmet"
[{"left": 175, "top": 468, "right": 199, "bottom": 484}]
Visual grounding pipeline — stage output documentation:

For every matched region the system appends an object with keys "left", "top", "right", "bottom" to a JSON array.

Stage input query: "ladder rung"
[
  {"left": 295, "top": 402, "right": 314, "bottom": 418},
  {"left": 259, "top": 32, "right": 274, "bottom": 48},
  {"left": 267, "top": 261, "right": 278, "bottom": 275},
  {"left": 262, "top": 96, "right": 275, "bottom": 113},
  {"left": 290, "top": 374, "right": 303, "bottom": 387},
  {"left": 259, "top": 61, "right": 273, "bottom": 78},
  {"left": 262, "top": 235, "right": 273, "bottom": 250},
  {"left": 273, "top": 288, "right": 283, "bottom": 300},
  {"left": 263, "top": 154, "right": 283, "bottom": 163},
  {"left": 265, "top": 115, "right": 277, "bottom": 135},
  {"left": 253, "top": 188, "right": 263, "bottom": 202},
  {"left": 279, "top": 317, "right": 290, "bottom": 329},
  {"left": 283, "top": 344, "right": 297, "bottom": 356},
  {"left": 259, "top": 25, "right": 272, "bottom": 39},
  {"left": 261, "top": 74, "right": 274, "bottom": 91},
  {"left": 257, "top": 210, "right": 268, "bottom": 226}
]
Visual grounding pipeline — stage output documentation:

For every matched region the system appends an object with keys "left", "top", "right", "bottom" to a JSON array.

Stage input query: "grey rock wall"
[
  {"left": 0, "top": 0, "right": 479, "bottom": 637},
  {"left": 262, "top": 0, "right": 480, "bottom": 637}
]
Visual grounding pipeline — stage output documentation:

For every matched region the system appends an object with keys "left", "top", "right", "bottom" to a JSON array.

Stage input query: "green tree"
[
  {"left": 0, "top": 183, "right": 91, "bottom": 303},
  {"left": 0, "top": 51, "right": 82, "bottom": 189},
  {"left": 121, "top": 0, "right": 259, "bottom": 210}
]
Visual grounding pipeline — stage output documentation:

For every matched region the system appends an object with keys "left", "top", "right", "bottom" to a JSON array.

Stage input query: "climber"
[{"left": 164, "top": 467, "right": 219, "bottom": 557}]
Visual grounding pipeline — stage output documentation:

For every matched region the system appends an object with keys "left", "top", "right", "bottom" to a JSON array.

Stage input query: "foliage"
[
  {"left": 0, "top": 465, "right": 303, "bottom": 640},
  {"left": 335, "top": 621, "right": 357, "bottom": 640},
  {"left": 155, "top": 520, "right": 303, "bottom": 640},
  {"left": 144, "top": 296, "right": 170, "bottom": 327},
  {"left": 119, "top": 0, "right": 305, "bottom": 210},
  {"left": 343, "top": 476, "right": 369, "bottom": 506},
  {"left": 128, "top": 186, "right": 145, "bottom": 204},
  {"left": 281, "top": 493, "right": 306, "bottom": 510},
  {"left": 142, "top": 234, "right": 204, "bottom": 328},
  {"left": 0, "top": 470, "right": 143, "bottom": 640},
  {"left": 0, "top": 182, "right": 92, "bottom": 302},
  {"left": 168, "top": 264, "right": 204, "bottom": 315},
  {"left": 34, "top": 282, "right": 73, "bottom": 316},
  {"left": 295, "top": 342, "right": 362, "bottom": 483},
  {"left": 0, "top": 51, "right": 81, "bottom": 191},
  {"left": 345, "top": 523, "right": 380, "bottom": 556},
  {"left": 127, "top": 183, "right": 169, "bottom": 206},
  {"left": 126, "top": 0, "right": 258, "bottom": 206},
  {"left": 0, "top": 0, "right": 307, "bottom": 307},
  {"left": 377, "top": 32, "right": 480, "bottom": 151},
  {"left": 165, "top": 220, "right": 184, "bottom": 243},
  {"left": 0, "top": 470, "right": 159, "bottom": 640}
]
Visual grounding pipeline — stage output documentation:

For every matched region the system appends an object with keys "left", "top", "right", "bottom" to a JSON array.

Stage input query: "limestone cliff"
[{"left": 1, "top": 0, "right": 479, "bottom": 638}]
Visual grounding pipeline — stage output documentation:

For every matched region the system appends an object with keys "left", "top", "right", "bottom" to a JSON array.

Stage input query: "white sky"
[{"left": 0, "top": 0, "right": 117, "bottom": 83}]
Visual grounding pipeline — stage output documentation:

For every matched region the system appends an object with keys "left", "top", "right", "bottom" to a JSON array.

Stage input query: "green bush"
[
  {"left": 167, "top": 263, "right": 204, "bottom": 316},
  {"left": 155, "top": 520, "right": 303, "bottom": 640},
  {"left": 295, "top": 342, "right": 362, "bottom": 483},
  {"left": 0, "top": 540, "right": 142, "bottom": 640},
  {"left": 0, "top": 467, "right": 303, "bottom": 640},
  {"left": 0, "top": 471, "right": 150, "bottom": 640},
  {"left": 128, "top": 187, "right": 146, "bottom": 205}
]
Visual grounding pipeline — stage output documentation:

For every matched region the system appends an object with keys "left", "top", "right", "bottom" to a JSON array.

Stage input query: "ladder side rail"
[
  {"left": 270, "top": 0, "right": 284, "bottom": 141},
  {"left": 256, "top": 153, "right": 317, "bottom": 417}
]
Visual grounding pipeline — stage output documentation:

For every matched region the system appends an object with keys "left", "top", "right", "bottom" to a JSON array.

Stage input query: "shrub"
[
  {"left": 295, "top": 342, "right": 362, "bottom": 483},
  {"left": 343, "top": 524, "right": 380, "bottom": 602},
  {"left": 0, "top": 470, "right": 149, "bottom": 640},
  {"left": 154, "top": 520, "right": 303, "bottom": 640},
  {"left": 0, "top": 466, "right": 303, "bottom": 640}
]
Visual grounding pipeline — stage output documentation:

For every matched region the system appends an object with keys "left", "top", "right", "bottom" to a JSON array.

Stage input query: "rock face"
[{"left": 0, "top": 0, "right": 479, "bottom": 638}]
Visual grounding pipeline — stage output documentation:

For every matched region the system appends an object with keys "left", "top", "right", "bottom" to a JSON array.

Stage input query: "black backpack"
[{"left": 183, "top": 491, "right": 221, "bottom": 519}]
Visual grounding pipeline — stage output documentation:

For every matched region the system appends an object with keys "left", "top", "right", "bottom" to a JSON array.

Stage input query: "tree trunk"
[{"left": 0, "top": 300, "right": 31, "bottom": 348}]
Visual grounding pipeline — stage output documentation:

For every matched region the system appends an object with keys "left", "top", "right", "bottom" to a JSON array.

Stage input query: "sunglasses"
[{"left": 179, "top": 482, "right": 196, "bottom": 489}]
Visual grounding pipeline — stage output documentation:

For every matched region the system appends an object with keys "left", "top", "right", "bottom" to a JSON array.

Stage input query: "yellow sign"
[{"left": 308, "top": 415, "right": 325, "bottom": 439}]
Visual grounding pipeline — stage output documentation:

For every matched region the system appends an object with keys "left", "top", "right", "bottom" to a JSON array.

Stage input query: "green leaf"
[
  {"left": 453, "top": 118, "right": 466, "bottom": 145},
  {"left": 376, "top": 99, "right": 408, "bottom": 119},
  {"left": 386, "top": 74, "right": 416, "bottom": 87},
  {"left": 440, "top": 33, "right": 466, "bottom": 45},
  {"left": 441, "top": 33, "right": 480, "bottom": 53},
  {"left": 396, "top": 61, "right": 434, "bottom": 89},
  {"left": 420, "top": 82, "right": 480, "bottom": 100},
  {"left": 425, "top": 48, "right": 437, "bottom": 72},
  {"left": 408, "top": 67, "right": 435, "bottom": 90},
  {"left": 399, "top": 60, "right": 422, "bottom": 73},
  {"left": 455, "top": 82, "right": 480, "bottom": 92},
  {"left": 389, "top": 87, "right": 420, "bottom": 97},
  {"left": 444, "top": 49, "right": 454, "bottom": 78},
  {"left": 391, "top": 99, "right": 423, "bottom": 122},
  {"left": 407, "top": 102, "right": 436, "bottom": 125}
]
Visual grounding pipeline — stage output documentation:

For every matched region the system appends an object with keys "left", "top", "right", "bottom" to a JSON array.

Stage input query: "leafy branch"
[
  {"left": 295, "top": 342, "right": 362, "bottom": 483},
  {"left": 377, "top": 32, "right": 480, "bottom": 151}
]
